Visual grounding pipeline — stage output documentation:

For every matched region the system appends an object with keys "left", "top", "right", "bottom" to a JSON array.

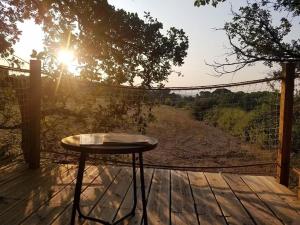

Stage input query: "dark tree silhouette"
[
  {"left": 194, "top": 0, "right": 300, "bottom": 75},
  {"left": 0, "top": 1, "right": 189, "bottom": 160},
  {"left": 1, "top": 0, "right": 189, "bottom": 86}
]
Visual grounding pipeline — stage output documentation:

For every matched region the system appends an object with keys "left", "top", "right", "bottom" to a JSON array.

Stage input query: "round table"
[{"left": 61, "top": 133, "right": 158, "bottom": 225}]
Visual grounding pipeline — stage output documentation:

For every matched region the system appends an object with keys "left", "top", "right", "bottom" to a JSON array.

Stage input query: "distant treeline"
[{"left": 164, "top": 88, "right": 300, "bottom": 152}]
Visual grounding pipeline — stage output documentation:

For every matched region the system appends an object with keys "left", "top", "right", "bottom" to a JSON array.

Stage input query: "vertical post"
[
  {"left": 29, "top": 60, "right": 41, "bottom": 169},
  {"left": 276, "top": 63, "right": 295, "bottom": 186}
]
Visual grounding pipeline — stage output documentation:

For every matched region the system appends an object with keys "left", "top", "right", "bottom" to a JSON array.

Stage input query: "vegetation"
[
  {"left": 194, "top": 0, "right": 300, "bottom": 74},
  {"left": 1, "top": 0, "right": 190, "bottom": 162},
  {"left": 1, "top": 0, "right": 299, "bottom": 176},
  {"left": 1, "top": 0, "right": 188, "bottom": 87},
  {"left": 165, "top": 88, "right": 281, "bottom": 150},
  {"left": 165, "top": 86, "right": 300, "bottom": 153},
  {"left": 0, "top": 68, "right": 279, "bottom": 166}
]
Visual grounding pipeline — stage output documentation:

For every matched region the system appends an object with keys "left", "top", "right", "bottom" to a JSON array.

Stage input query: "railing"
[
  {"left": 0, "top": 61, "right": 41, "bottom": 169},
  {"left": 0, "top": 61, "right": 298, "bottom": 186}
]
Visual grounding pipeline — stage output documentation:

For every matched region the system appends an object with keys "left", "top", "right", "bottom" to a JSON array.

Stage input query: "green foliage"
[
  {"left": 204, "top": 107, "right": 252, "bottom": 137},
  {"left": 39, "top": 76, "right": 157, "bottom": 154},
  {"left": 1, "top": 0, "right": 189, "bottom": 87},
  {"left": 194, "top": 0, "right": 300, "bottom": 74},
  {"left": 0, "top": 72, "right": 29, "bottom": 160},
  {"left": 202, "top": 90, "right": 279, "bottom": 149},
  {"left": 164, "top": 93, "right": 194, "bottom": 109},
  {"left": 0, "top": 1, "right": 190, "bottom": 160},
  {"left": 194, "top": 0, "right": 300, "bottom": 13},
  {"left": 194, "top": 0, "right": 226, "bottom": 7},
  {"left": 224, "top": 2, "right": 299, "bottom": 65},
  {"left": 48, "top": 5, "right": 189, "bottom": 86},
  {"left": 164, "top": 88, "right": 280, "bottom": 149},
  {"left": 202, "top": 102, "right": 278, "bottom": 149}
]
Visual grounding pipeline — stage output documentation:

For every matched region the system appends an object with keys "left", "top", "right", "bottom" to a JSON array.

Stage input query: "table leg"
[
  {"left": 131, "top": 153, "right": 137, "bottom": 215},
  {"left": 71, "top": 152, "right": 86, "bottom": 225},
  {"left": 139, "top": 153, "right": 148, "bottom": 225},
  {"left": 69, "top": 152, "right": 139, "bottom": 225},
  {"left": 112, "top": 153, "right": 138, "bottom": 224}
]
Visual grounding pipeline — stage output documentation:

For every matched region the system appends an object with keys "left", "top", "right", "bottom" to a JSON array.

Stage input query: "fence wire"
[
  {"left": 291, "top": 77, "right": 300, "bottom": 181},
  {"left": 0, "top": 67, "right": 30, "bottom": 165},
  {"left": 36, "top": 75, "right": 282, "bottom": 175},
  {"left": 0, "top": 64, "right": 292, "bottom": 175}
]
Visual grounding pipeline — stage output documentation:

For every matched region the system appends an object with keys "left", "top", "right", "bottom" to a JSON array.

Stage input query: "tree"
[
  {"left": 195, "top": 0, "right": 300, "bottom": 12},
  {"left": 1, "top": 0, "right": 188, "bottom": 87},
  {"left": 194, "top": 0, "right": 300, "bottom": 75},
  {"left": 0, "top": 1, "right": 189, "bottom": 161}
]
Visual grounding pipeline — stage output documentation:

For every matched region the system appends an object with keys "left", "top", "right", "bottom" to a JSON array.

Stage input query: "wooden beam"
[
  {"left": 276, "top": 63, "right": 295, "bottom": 186},
  {"left": 28, "top": 60, "right": 41, "bottom": 169}
]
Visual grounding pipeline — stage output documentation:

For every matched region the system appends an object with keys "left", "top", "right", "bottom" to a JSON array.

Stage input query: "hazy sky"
[{"left": 14, "top": 0, "right": 300, "bottom": 86}]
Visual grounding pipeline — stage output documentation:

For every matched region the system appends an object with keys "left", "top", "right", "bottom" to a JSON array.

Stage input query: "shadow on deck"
[{"left": 0, "top": 162, "right": 300, "bottom": 225}]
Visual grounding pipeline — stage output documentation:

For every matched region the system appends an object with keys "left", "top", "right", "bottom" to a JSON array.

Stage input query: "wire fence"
[
  {"left": 291, "top": 77, "right": 300, "bottom": 181},
  {"left": 1, "top": 63, "right": 299, "bottom": 175},
  {"left": 37, "top": 75, "right": 282, "bottom": 175},
  {"left": 0, "top": 67, "right": 30, "bottom": 165}
]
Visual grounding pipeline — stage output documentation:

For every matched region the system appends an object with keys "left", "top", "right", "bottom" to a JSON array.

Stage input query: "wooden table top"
[{"left": 61, "top": 133, "right": 158, "bottom": 154}]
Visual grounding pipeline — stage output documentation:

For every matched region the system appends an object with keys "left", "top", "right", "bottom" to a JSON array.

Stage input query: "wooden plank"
[
  {"left": 223, "top": 173, "right": 283, "bottom": 225},
  {"left": 0, "top": 160, "right": 49, "bottom": 185},
  {"left": 188, "top": 172, "right": 226, "bottom": 225},
  {"left": 0, "top": 164, "right": 79, "bottom": 224},
  {"left": 19, "top": 165, "right": 103, "bottom": 225},
  {"left": 277, "top": 63, "right": 295, "bottom": 186},
  {"left": 113, "top": 168, "right": 154, "bottom": 225},
  {"left": 0, "top": 163, "right": 57, "bottom": 214},
  {"left": 242, "top": 175, "right": 299, "bottom": 225},
  {"left": 0, "top": 159, "right": 48, "bottom": 185},
  {"left": 51, "top": 166, "right": 122, "bottom": 225},
  {"left": 260, "top": 176, "right": 300, "bottom": 214},
  {"left": 146, "top": 169, "right": 170, "bottom": 225},
  {"left": 205, "top": 173, "right": 255, "bottom": 225},
  {"left": 171, "top": 170, "right": 198, "bottom": 225},
  {"left": 0, "top": 163, "right": 58, "bottom": 198},
  {"left": 0, "top": 162, "right": 30, "bottom": 185},
  {"left": 82, "top": 167, "right": 133, "bottom": 225},
  {"left": 0, "top": 160, "right": 19, "bottom": 172},
  {"left": 0, "top": 164, "right": 68, "bottom": 212}
]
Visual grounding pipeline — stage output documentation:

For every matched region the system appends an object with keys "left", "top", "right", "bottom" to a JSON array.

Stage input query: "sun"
[
  {"left": 57, "top": 49, "right": 76, "bottom": 71},
  {"left": 57, "top": 49, "right": 74, "bottom": 65}
]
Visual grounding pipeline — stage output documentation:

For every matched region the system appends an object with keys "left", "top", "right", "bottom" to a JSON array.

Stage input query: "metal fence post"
[
  {"left": 276, "top": 63, "right": 295, "bottom": 186},
  {"left": 29, "top": 60, "right": 41, "bottom": 169}
]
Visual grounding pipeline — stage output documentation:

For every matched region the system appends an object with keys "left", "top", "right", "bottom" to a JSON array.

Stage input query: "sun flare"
[
  {"left": 57, "top": 49, "right": 76, "bottom": 72},
  {"left": 57, "top": 49, "right": 74, "bottom": 65}
]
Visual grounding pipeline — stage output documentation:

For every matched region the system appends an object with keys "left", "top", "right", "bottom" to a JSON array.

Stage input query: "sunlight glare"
[{"left": 57, "top": 49, "right": 75, "bottom": 70}]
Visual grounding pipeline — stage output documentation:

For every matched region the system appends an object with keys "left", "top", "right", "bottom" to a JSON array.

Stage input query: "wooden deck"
[{"left": 0, "top": 162, "right": 300, "bottom": 225}]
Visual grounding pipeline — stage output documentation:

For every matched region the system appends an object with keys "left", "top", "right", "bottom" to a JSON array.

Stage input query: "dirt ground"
[
  {"left": 0, "top": 105, "right": 288, "bottom": 175},
  {"left": 143, "top": 105, "right": 277, "bottom": 174}
]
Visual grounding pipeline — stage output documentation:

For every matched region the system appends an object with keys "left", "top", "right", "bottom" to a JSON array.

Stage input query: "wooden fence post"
[
  {"left": 29, "top": 60, "right": 41, "bottom": 169},
  {"left": 276, "top": 63, "right": 295, "bottom": 186}
]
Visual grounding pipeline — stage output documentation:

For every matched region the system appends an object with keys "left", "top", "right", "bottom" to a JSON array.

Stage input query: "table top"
[{"left": 61, "top": 133, "right": 158, "bottom": 154}]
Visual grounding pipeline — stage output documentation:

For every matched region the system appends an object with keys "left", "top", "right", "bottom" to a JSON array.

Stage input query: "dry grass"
[
  {"left": 0, "top": 105, "right": 281, "bottom": 175},
  {"left": 143, "top": 105, "right": 276, "bottom": 174}
]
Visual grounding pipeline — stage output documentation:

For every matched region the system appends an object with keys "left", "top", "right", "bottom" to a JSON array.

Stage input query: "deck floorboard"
[{"left": 1, "top": 163, "right": 300, "bottom": 225}]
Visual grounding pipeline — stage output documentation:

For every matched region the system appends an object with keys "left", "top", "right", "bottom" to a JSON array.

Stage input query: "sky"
[{"left": 13, "top": 0, "right": 300, "bottom": 87}]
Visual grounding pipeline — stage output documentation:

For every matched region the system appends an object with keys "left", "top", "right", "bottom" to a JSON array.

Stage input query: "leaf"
[
  {"left": 31, "top": 49, "right": 38, "bottom": 58},
  {"left": 37, "top": 51, "right": 45, "bottom": 60}
]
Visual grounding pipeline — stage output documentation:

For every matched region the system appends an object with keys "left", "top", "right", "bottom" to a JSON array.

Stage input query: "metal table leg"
[
  {"left": 70, "top": 153, "right": 138, "bottom": 225},
  {"left": 139, "top": 153, "right": 148, "bottom": 225},
  {"left": 112, "top": 153, "right": 137, "bottom": 223},
  {"left": 71, "top": 152, "right": 86, "bottom": 225}
]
